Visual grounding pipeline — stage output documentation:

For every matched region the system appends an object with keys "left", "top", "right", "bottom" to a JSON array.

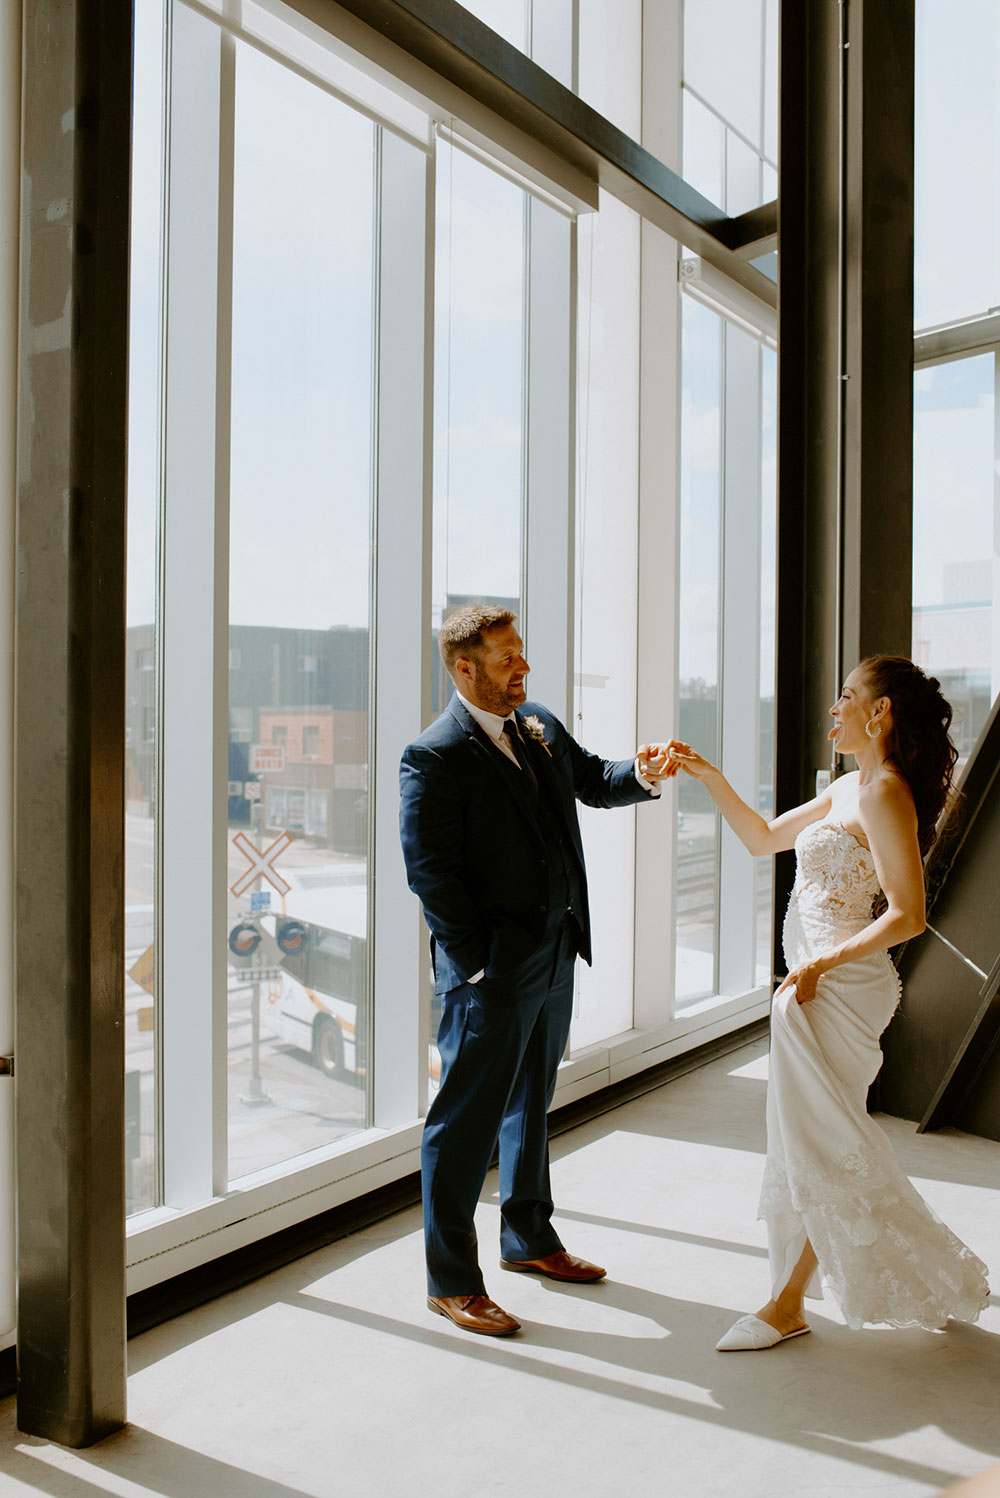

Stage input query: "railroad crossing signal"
[
  {"left": 128, "top": 944, "right": 156, "bottom": 996},
  {"left": 230, "top": 830, "right": 293, "bottom": 899}
]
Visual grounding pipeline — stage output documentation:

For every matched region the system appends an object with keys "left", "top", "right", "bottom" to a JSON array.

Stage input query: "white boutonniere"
[{"left": 522, "top": 715, "right": 552, "bottom": 757}]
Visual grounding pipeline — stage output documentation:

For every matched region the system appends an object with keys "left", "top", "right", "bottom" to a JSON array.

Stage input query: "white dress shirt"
[
  {"left": 457, "top": 694, "right": 524, "bottom": 767},
  {"left": 456, "top": 693, "right": 660, "bottom": 794}
]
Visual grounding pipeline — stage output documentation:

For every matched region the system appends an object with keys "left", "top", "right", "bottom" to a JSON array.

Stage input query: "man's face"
[{"left": 459, "top": 623, "right": 530, "bottom": 716}]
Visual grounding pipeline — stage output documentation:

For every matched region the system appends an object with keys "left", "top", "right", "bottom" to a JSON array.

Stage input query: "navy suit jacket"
[{"left": 399, "top": 694, "right": 656, "bottom": 996}]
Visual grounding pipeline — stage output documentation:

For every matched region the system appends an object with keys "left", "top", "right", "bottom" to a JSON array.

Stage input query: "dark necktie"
[{"left": 502, "top": 719, "right": 536, "bottom": 785}]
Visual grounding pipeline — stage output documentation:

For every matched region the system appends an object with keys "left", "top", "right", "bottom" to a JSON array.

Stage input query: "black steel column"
[
  {"left": 15, "top": 0, "right": 131, "bottom": 1444},
  {"left": 841, "top": 0, "right": 915, "bottom": 665},
  {"left": 774, "top": 0, "right": 914, "bottom": 971}
]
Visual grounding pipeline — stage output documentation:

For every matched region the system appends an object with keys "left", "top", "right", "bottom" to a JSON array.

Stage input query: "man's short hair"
[{"left": 438, "top": 604, "right": 516, "bottom": 677}]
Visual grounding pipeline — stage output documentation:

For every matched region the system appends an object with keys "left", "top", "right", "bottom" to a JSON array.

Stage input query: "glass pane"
[
  {"left": 750, "top": 251, "right": 778, "bottom": 284},
  {"left": 125, "top": 0, "right": 166, "bottom": 1217},
  {"left": 226, "top": 44, "right": 374, "bottom": 1181},
  {"left": 756, "top": 347, "right": 778, "bottom": 986},
  {"left": 240, "top": 0, "right": 429, "bottom": 142},
  {"left": 682, "top": 88, "right": 724, "bottom": 208},
  {"left": 726, "top": 129, "right": 761, "bottom": 216},
  {"left": 576, "top": 0, "right": 642, "bottom": 139},
  {"left": 914, "top": 0, "right": 999, "bottom": 328},
  {"left": 676, "top": 298, "right": 722, "bottom": 1005},
  {"left": 573, "top": 195, "right": 641, "bottom": 1051},
  {"left": 763, "top": 0, "right": 778, "bottom": 164},
  {"left": 458, "top": 0, "right": 526, "bottom": 50},
  {"left": 431, "top": 140, "right": 525, "bottom": 713},
  {"left": 429, "top": 140, "right": 525, "bottom": 1089},
  {"left": 683, "top": 0, "right": 763, "bottom": 149},
  {"left": 912, "top": 355, "right": 997, "bottom": 760}
]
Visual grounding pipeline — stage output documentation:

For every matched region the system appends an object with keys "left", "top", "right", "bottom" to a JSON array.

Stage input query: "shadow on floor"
[
  {"left": 120, "top": 1196, "right": 426, "bottom": 1375},
  {"left": 529, "top": 1204, "right": 770, "bottom": 1259},
  {"left": 0, "top": 1429, "right": 317, "bottom": 1498},
  {"left": 288, "top": 1282, "right": 1000, "bottom": 1491},
  {"left": 551, "top": 1070, "right": 769, "bottom": 1158},
  {"left": 588, "top": 1034, "right": 1000, "bottom": 1191},
  {"left": 3, "top": 1031, "right": 995, "bottom": 1496}
]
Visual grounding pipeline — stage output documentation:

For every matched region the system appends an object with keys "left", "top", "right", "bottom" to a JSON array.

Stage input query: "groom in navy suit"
[{"left": 399, "top": 604, "right": 663, "bottom": 1335}]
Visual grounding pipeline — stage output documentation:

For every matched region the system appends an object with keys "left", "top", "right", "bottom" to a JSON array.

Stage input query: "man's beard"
[{"left": 471, "top": 666, "right": 524, "bottom": 716}]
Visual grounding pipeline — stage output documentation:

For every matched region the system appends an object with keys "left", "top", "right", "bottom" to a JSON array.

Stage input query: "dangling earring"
[{"left": 865, "top": 716, "right": 882, "bottom": 740}]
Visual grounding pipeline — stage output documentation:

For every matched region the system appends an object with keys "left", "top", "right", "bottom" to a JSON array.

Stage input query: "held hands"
[
  {"left": 636, "top": 743, "right": 677, "bottom": 781},
  {"left": 636, "top": 739, "right": 718, "bottom": 782}
]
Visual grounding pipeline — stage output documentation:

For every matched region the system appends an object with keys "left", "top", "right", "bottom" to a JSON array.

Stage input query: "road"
[{"left": 124, "top": 811, "right": 372, "bottom": 1208}]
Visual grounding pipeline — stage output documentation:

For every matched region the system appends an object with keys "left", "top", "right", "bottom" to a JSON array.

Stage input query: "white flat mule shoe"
[{"left": 715, "top": 1314, "right": 811, "bottom": 1351}]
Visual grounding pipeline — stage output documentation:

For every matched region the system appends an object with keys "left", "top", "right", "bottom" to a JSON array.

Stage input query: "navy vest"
[{"left": 517, "top": 734, "right": 584, "bottom": 938}]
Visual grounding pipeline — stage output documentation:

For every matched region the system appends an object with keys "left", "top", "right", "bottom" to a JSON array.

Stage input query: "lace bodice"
[{"left": 785, "top": 819, "right": 881, "bottom": 960}]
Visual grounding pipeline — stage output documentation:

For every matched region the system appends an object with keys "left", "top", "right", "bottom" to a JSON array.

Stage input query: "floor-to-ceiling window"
[
  {"left": 224, "top": 43, "right": 375, "bottom": 1181},
  {"left": 124, "top": 0, "right": 166, "bottom": 1217},
  {"left": 122, "top": 0, "right": 779, "bottom": 1287},
  {"left": 913, "top": 356, "right": 996, "bottom": 757},
  {"left": 572, "top": 0, "right": 643, "bottom": 1050},
  {"left": 675, "top": 297, "right": 722, "bottom": 1003},
  {"left": 913, "top": 0, "right": 999, "bottom": 754},
  {"left": 672, "top": 0, "right": 779, "bottom": 1009},
  {"left": 681, "top": 0, "right": 778, "bottom": 215},
  {"left": 427, "top": 136, "right": 528, "bottom": 1087},
  {"left": 757, "top": 347, "right": 777, "bottom": 983},
  {"left": 431, "top": 138, "right": 525, "bottom": 715},
  {"left": 126, "top": 2, "right": 395, "bottom": 1227}
]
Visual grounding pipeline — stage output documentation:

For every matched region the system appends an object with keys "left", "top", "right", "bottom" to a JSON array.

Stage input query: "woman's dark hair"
[{"left": 858, "top": 655, "right": 959, "bottom": 858}]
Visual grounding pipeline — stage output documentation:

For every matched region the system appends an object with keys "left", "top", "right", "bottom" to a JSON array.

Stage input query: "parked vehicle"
[
  {"left": 229, "top": 872, "right": 442, "bottom": 1083},
  {"left": 265, "top": 882, "right": 366, "bottom": 1079}
]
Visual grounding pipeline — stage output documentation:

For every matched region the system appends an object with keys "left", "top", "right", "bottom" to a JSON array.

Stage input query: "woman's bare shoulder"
[
  {"left": 859, "top": 767, "right": 917, "bottom": 825},
  {"left": 828, "top": 768, "right": 859, "bottom": 808}
]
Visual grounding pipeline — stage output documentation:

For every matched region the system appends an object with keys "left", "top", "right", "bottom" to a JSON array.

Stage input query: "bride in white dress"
[{"left": 657, "top": 655, "right": 990, "bottom": 1349}]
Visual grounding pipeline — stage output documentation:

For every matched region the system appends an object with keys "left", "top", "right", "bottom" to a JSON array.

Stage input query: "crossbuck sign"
[{"left": 230, "top": 830, "right": 294, "bottom": 900}]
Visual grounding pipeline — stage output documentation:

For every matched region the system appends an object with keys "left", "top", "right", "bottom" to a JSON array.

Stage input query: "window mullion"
[
  {"left": 160, "top": 4, "right": 229, "bottom": 1207},
  {"left": 370, "top": 129, "right": 435, "bottom": 1129},
  {"left": 718, "top": 328, "right": 764, "bottom": 999}
]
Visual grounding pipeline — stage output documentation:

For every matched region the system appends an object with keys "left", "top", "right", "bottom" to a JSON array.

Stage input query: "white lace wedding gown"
[{"left": 759, "top": 817, "right": 990, "bottom": 1329}]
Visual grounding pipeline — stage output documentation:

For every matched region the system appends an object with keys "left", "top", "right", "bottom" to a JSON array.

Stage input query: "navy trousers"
[{"left": 421, "top": 921, "right": 578, "bottom": 1297}]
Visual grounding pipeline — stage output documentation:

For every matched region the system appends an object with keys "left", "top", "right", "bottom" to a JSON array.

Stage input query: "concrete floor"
[{"left": 1, "top": 1033, "right": 998, "bottom": 1497}]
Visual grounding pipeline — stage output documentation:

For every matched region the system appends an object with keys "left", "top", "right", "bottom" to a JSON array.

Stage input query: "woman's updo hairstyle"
[{"left": 858, "top": 655, "right": 959, "bottom": 857}]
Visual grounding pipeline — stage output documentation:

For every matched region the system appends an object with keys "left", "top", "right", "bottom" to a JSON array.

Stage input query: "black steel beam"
[
  {"left": 773, "top": 0, "right": 915, "bottom": 976},
  {"left": 840, "top": 0, "right": 915, "bottom": 666},
  {"left": 773, "top": 0, "right": 842, "bottom": 947},
  {"left": 878, "top": 693, "right": 1000, "bottom": 1131},
  {"left": 918, "top": 952, "right": 1000, "bottom": 1134},
  {"left": 15, "top": 0, "right": 130, "bottom": 1445},
  {"left": 727, "top": 199, "right": 778, "bottom": 255},
  {"left": 285, "top": 0, "right": 776, "bottom": 305}
]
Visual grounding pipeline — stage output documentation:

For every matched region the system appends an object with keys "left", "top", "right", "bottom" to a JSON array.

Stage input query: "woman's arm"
[
  {"left": 776, "top": 775, "right": 925, "bottom": 1004},
  {"left": 658, "top": 739, "right": 831, "bottom": 855}
]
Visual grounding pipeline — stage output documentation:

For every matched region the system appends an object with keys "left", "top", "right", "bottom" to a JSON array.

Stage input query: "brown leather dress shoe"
[
  {"left": 427, "top": 1294, "right": 521, "bottom": 1336},
  {"left": 500, "top": 1249, "right": 607, "bottom": 1283}
]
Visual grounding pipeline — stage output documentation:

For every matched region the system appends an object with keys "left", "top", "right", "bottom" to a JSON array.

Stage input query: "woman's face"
[{"left": 828, "top": 667, "right": 881, "bottom": 758}]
